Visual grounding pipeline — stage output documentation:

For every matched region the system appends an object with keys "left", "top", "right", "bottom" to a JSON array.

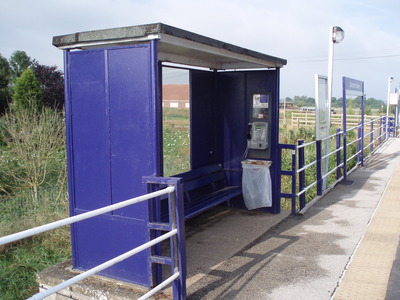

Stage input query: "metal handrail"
[
  {"left": 0, "top": 187, "right": 175, "bottom": 246},
  {"left": 284, "top": 114, "right": 393, "bottom": 215},
  {"left": 296, "top": 140, "right": 316, "bottom": 149},
  {"left": 29, "top": 230, "right": 178, "bottom": 300},
  {"left": 0, "top": 185, "right": 181, "bottom": 300}
]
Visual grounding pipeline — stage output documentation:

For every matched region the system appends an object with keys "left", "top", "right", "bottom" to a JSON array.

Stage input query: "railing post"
[
  {"left": 291, "top": 146, "right": 297, "bottom": 215},
  {"left": 316, "top": 140, "right": 323, "bottom": 196},
  {"left": 357, "top": 123, "right": 363, "bottom": 166},
  {"left": 379, "top": 117, "right": 382, "bottom": 145},
  {"left": 336, "top": 129, "right": 341, "bottom": 180},
  {"left": 384, "top": 116, "right": 387, "bottom": 140},
  {"left": 171, "top": 179, "right": 186, "bottom": 300},
  {"left": 298, "top": 140, "right": 306, "bottom": 210},
  {"left": 370, "top": 120, "right": 374, "bottom": 153},
  {"left": 343, "top": 129, "right": 348, "bottom": 181}
]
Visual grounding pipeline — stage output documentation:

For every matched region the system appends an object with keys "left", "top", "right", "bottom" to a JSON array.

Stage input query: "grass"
[
  {"left": 0, "top": 232, "right": 70, "bottom": 300},
  {"left": 0, "top": 106, "right": 70, "bottom": 300},
  {"left": 163, "top": 108, "right": 190, "bottom": 177},
  {"left": 0, "top": 188, "right": 70, "bottom": 300}
]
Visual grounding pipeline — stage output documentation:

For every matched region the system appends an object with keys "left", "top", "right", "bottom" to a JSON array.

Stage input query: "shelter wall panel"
[
  {"left": 73, "top": 212, "right": 150, "bottom": 285},
  {"left": 108, "top": 45, "right": 156, "bottom": 218},
  {"left": 190, "top": 70, "right": 220, "bottom": 169},
  {"left": 69, "top": 50, "right": 111, "bottom": 211},
  {"left": 216, "top": 72, "right": 247, "bottom": 186}
]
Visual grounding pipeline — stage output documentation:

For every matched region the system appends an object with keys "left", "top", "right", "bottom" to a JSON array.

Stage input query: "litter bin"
[{"left": 241, "top": 159, "right": 272, "bottom": 210}]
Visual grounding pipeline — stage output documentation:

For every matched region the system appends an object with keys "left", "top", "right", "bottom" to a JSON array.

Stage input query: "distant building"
[{"left": 162, "top": 84, "right": 190, "bottom": 108}]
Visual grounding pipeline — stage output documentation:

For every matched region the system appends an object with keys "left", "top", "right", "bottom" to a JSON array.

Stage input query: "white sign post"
[{"left": 315, "top": 75, "right": 329, "bottom": 189}]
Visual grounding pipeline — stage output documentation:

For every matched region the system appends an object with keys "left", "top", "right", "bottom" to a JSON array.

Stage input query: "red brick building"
[{"left": 162, "top": 84, "right": 190, "bottom": 108}]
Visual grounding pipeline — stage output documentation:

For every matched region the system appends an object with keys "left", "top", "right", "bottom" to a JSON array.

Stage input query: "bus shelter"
[{"left": 53, "top": 23, "right": 287, "bottom": 287}]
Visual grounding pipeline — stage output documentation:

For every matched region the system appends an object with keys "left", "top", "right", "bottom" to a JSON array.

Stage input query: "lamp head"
[{"left": 332, "top": 26, "right": 345, "bottom": 44}]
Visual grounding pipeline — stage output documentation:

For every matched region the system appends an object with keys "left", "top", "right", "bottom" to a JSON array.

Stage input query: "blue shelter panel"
[
  {"left": 246, "top": 70, "right": 281, "bottom": 213},
  {"left": 246, "top": 70, "right": 278, "bottom": 160},
  {"left": 216, "top": 72, "right": 247, "bottom": 186},
  {"left": 73, "top": 213, "right": 149, "bottom": 284},
  {"left": 190, "top": 70, "right": 221, "bottom": 169},
  {"left": 68, "top": 50, "right": 111, "bottom": 211},
  {"left": 65, "top": 43, "right": 158, "bottom": 286},
  {"left": 108, "top": 45, "right": 159, "bottom": 218}
]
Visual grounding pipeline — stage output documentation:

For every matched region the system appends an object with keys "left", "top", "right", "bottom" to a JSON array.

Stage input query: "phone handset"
[{"left": 247, "top": 122, "right": 268, "bottom": 150}]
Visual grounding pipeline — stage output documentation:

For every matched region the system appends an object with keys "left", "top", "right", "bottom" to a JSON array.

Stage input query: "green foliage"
[
  {"left": 0, "top": 230, "right": 70, "bottom": 300},
  {"left": 0, "top": 105, "right": 66, "bottom": 200},
  {"left": 12, "top": 68, "right": 43, "bottom": 111},
  {"left": 32, "top": 62, "right": 64, "bottom": 109},
  {"left": 0, "top": 54, "right": 12, "bottom": 115},
  {"left": 9, "top": 50, "right": 33, "bottom": 81},
  {"left": 163, "top": 108, "right": 190, "bottom": 177},
  {"left": 0, "top": 54, "right": 11, "bottom": 90},
  {"left": 347, "top": 98, "right": 354, "bottom": 115},
  {"left": 292, "top": 95, "right": 315, "bottom": 108},
  {"left": 0, "top": 103, "right": 69, "bottom": 299}
]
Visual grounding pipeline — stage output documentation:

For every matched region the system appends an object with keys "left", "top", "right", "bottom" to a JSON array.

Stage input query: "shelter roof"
[{"left": 53, "top": 23, "right": 287, "bottom": 70}]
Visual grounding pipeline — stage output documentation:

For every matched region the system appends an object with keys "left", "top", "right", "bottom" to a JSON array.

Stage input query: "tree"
[
  {"left": 0, "top": 105, "right": 66, "bottom": 201},
  {"left": 0, "top": 54, "right": 12, "bottom": 114},
  {"left": 32, "top": 62, "right": 64, "bottom": 109},
  {"left": 0, "top": 54, "right": 11, "bottom": 89},
  {"left": 12, "top": 68, "right": 43, "bottom": 111},
  {"left": 347, "top": 98, "right": 354, "bottom": 115},
  {"left": 9, "top": 50, "right": 33, "bottom": 81}
]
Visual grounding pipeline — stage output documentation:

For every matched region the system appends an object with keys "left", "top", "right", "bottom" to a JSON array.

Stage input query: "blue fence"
[{"left": 279, "top": 116, "right": 397, "bottom": 215}]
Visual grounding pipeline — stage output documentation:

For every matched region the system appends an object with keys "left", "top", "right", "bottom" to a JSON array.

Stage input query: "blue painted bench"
[{"left": 173, "top": 164, "right": 242, "bottom": 220}]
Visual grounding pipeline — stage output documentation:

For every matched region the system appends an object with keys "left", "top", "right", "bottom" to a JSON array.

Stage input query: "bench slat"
[
  {"left": 182, "top": 171, "right": 225, "bottom": 192},
  {"left": 184, "top": 186, "right": 241, "bottom": 220},
  {"left": 173, "top": 164, "right": 223, "bottom": 181},
  {"left": 163, "top": 164, "right": 242, "bottom": 220}
]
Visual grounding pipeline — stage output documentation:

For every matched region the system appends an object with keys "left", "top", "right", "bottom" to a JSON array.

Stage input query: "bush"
[
  {"left": 0, "top": 104, "right": 69, "bottom": 300},
  {"left": 0, "top": 105, "right": 66, "bottom": 201},
  {"left": 12, "top": 68, "right": 42, "bottom": 111}
]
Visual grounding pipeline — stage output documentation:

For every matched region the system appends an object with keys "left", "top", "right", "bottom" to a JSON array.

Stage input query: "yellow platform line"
[{"left": 333, "top": 160, "right": 400, "bottom": 300}]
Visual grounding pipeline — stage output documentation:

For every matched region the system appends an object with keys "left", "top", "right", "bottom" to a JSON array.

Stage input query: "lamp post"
[
  {"left": 327, "top": 26, "right": 345, "bottom": 117},
  {"left": 386, "top": 76, "right": 393, "bottom": 138},
  {"left": 324, "top": 26, "right": 344, "bottom": 189}
]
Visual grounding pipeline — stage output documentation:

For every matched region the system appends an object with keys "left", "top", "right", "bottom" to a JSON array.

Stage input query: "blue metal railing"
[
  {"left": 0, "top": 177, "right": 186, "bottom": 300},
  {"left": 279, "top": 115, "right": 394, "bottom": 215}
]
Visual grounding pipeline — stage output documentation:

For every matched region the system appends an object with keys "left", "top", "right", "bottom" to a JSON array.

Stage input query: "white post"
[
  {"left": 283, "top": 97, "right": 286, "bottom": 124},
  {"left": 386, "top": 77, "right": 393, "bottom": 138},
  {"left": 327, "top": 26, "right": 334, "bottom": 122},
  {"left": 322, "top": 26, "right": 335, "bottom": 190}
]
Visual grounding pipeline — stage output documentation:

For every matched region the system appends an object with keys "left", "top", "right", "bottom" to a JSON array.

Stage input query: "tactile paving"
[{"left": 333, "top": 160, "right": 400, "bottom": 300}]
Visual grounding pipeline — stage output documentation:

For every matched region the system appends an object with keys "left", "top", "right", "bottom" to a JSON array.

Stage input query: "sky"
[{"left": 1, "top": 0, "right": 399, "bottom": 101}]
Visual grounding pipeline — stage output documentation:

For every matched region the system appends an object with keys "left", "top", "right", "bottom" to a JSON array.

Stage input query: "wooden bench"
[{"left": 173, "top": 164, "right": 242, "bottom": 220}]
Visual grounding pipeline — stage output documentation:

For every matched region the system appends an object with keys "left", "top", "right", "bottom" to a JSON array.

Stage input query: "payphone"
[
  {"left": 248, "top": 122, "right": 268, "bottom": 150},
  {"left": 247, "top": 93, "right": 272, "bottom": 159},
  {"left": 242, "top": 92, "right": 273, "bottom": 209}
]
